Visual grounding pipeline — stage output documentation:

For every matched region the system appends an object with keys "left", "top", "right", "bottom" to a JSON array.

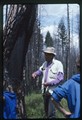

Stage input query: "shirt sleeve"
[
  {"left": 48, "top": 72, "right": 64, "bottom": 85},
  {"left": 51, "top": 80, "right": 70, "bottom": 102},
  {"left": 35, "top": 69, "right": 42, "bottom": 76},
  {"left": 35, "top": 62, "right": 45, "bottom": 76}
]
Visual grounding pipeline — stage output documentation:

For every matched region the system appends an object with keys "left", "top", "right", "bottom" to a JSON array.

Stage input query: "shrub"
[
  {"left": 25, "top": 92, "right": 69, "bottom": 118},
  {"left": 25, "top": 92, "right": 44, "bottom": 118}
]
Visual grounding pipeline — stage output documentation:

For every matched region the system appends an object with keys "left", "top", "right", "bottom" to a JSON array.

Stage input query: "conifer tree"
[{"left": 45, "top": 31, "right": 53, "bottom": 47}]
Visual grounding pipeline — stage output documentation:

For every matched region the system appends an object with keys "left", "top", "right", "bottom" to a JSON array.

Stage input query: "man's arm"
[
  {"left": 32, "top": 63, "right": 44, "bottom": 79},
  {"left": 43, "top": 72, "right": 64, "bottom": 86},
  {"left": 50, "top": 72, "right": 64, "bottom": 85},
  {"left": 51, "top": 97, "right": 72, "bottom": 118},
  {"left": 32, "top": 70, "right": 42, "bottom": 79}
]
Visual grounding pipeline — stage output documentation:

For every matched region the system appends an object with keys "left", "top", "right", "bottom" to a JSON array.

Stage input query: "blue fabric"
[
  {"left": 52, "top": 74, "right": 80, "bottom": 118},
  {"left": 3, "top": 91, "right": 17, "bottom": 119}
]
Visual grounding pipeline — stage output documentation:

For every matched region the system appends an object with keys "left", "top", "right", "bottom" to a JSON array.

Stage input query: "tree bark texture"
[{"left": 3, "top": 5, "right": 37, "bottom": 118}]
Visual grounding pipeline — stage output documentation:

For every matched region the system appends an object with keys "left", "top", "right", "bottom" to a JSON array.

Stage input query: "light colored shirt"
[{"left": 35, "top": 58, "right": 64, "bottom": 93}]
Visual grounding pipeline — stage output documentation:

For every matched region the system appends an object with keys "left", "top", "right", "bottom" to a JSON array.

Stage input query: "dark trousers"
[{"left": 42, "top": 93, "right": 51, "bottom": 117}]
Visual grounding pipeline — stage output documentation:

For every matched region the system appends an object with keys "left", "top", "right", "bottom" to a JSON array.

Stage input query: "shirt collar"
[{"left": 46, "top": 58, "right": 54, "bottom": 67}]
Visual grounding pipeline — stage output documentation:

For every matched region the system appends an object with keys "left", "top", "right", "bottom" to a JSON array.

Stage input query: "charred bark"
[{"left": 3, "top": 5, "right": 37, "bottom": 118}]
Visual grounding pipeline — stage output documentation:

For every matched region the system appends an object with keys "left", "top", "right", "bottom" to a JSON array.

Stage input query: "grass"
[
  {"left": 25, "top": 92, "right": 69, "bottom": 118},
  {"left": 56, "top": 98, "right": 69, "bottom": 118},
  {"left": 25, "top": 92, "right": 44, "bottom": 118}
]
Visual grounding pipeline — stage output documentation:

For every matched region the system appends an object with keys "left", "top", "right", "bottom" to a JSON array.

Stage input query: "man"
[
  {"left": 49, "top": 56, "right": 80, "bottom": 118},
  {"left": 32, "top": 47, "right": 64, "bottom": 118}
]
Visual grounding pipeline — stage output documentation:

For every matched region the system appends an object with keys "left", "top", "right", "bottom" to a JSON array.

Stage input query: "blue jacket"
[
  {"left": 52, "top": 74, "right": 80, "bottom": 118},
  {"left": 3, "top": 91, "right": 17, "bottom": 119}
]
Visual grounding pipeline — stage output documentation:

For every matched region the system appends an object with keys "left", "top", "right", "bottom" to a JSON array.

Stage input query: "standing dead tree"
[{"left": 3, "top": 4, "right": 37, "bottom": 118}]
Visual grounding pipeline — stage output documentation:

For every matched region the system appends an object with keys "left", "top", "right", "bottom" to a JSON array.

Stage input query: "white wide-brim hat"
[{"left": 43, "top": 47, "right": 56, "bottom": 55}]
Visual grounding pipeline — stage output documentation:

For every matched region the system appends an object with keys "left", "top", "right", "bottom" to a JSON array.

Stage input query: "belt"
[{"left": 47, "top": 84, "right": 56, "bottom": 87}]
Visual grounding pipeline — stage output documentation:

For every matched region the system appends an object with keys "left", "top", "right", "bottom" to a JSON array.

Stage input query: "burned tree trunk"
[{"left": 3, "top": 4, "right": 37, "bottom": 118}]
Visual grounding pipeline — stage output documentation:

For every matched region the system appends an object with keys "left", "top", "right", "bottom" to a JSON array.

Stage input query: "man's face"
[{"left": 44, "top": 53, "right": 54, "bottom": 62}]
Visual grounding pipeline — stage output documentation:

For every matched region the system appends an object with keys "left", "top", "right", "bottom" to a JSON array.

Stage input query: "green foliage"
[
  {"left": 25, "top": 93, "right": 69, "bottom": 118},
  {"left": 25, "top": 92, "right": 44, "bottom": 118},
  {"left": 45, "top": 31, "right": 53, "bottom": 47}
]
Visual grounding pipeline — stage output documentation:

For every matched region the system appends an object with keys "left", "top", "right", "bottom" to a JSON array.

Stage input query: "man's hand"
[
  {"left": 64, "top": 111, "right": 72, "bottom": 118},
  {"left": 32, "top": 72, "right": 37, "bottom": 79}
]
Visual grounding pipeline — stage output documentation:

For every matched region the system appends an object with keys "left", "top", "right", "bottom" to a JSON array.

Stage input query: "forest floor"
[{"left": 25, "top": 92, "right": 69, "bottom": 118}]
